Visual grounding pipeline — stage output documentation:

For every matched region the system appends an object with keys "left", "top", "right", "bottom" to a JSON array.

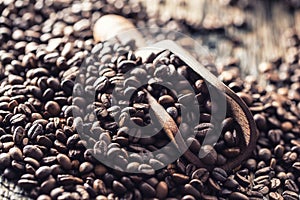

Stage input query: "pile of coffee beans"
[{"left": 1, "top": 0, "right": 300, "bottom": 200}]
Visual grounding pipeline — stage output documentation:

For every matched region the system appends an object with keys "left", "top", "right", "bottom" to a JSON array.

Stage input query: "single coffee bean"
[
  {"left": 28, "top": 123, "right": 43, "bottom": 140},
  {"left": 112, "top": 180, "right": 127, "bottom": 195},
  {"left": 79, "top": 162, "right": 94, "bottom": 174},
  {"left": 18, "top": 179, "right": 38, "bottom": 190},
  {"left": 139, "top": 182, "right": 156, "bottom": 198},
  {"left": 0, "top": 153, "right": 11, "bottom": 169},
  {"left": 23, "top": 145, "right": 44, "bottom": 160},
  {"left": 200, "top": 145, "right": 217, "bottom": 165},
  {"left": 45, "top": 101, "right": 61, "bottom": 116},
  {"left": 10, "top": 113, "right": 26, "bottom": 125},
  {"left": 156, "top": 181, "right": 168, "bottom": 199},
  {"left": 192, "top": 168, "right": 210, "bottom": 183},
  {"left": 36, "top": 166, "right": 52, "bottom": 179},
  {"left": 9, "top": 146, "right": 23, "bottom": 161},
  {"left": 212, "top": 167, "right": 228, "bottom": 182},
  {"left": 258, "top": 148, "right": 272, "bottom": 161},
  {"left": 57, "top": 153, "right": 72, "bottom": 170},
  {"left": 229, "top": 192, "right": 249, "bottom": 200},
  {"left": 269, "top": 192, "right": 283, "bottom": 200},
  {"left": 183, "top": 184, "right": 201, "bottom": 198}
]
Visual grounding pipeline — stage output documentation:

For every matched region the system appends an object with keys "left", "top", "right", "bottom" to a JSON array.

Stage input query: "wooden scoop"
[{"left": 93, "top": 15, "right": 258, "bottom": 171}]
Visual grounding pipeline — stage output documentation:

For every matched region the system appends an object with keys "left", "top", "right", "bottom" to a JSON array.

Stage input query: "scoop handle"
[{"left": 93, "top": 14, "right": 146, "bottom": 47}]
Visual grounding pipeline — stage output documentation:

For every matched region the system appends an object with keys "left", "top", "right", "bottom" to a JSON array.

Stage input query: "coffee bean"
[
  {"left": 10, "top": 113, "right": 26, "bottom": 125},
  {"left": 156, "top": 181, "right": 168, "bottom": 199},
  {"left": 269, "top": 192, "right": 283, "bottom": 200},
  {"left": 229, "top": 192, "right": 249, "bottom": 200},
  {"left": 57, "top": 153, "right": 72, "bottom": 170},
  {"left": 282, "top": 190, "right": 299, "bottom": 200},
  {"left": 35, "top": 166, "right": 52, "bottom": 180},
  {"left": 139, "top": 182, "right": 156, "bottom": 198},
  {"left": 112, "top": 180, "right": 127, "bottom": 195},
  {"left": 270, "top": 178, "right": 281, "bottom": 189},
  {"left": 172, "top": 173, "right": 190, "bottom": 184},
  {"left": 79, "top": 162, "right": 94, "bottom": 174},
  {"left": 23, "top": 145, "right": 44, "bottom": 160},
  {"left": 28, "top": 123, "right": 43, "bottom": 140},
  {"left": 45, "top": 101, "right": 61, "bottom": 116},
  {"left": 0, "top": 153, "right": 11, "bottom": 169},
  {"left": 192, "top": 168, "right": 210, "bottom": 183},
  {"left": 200, "top": 145, "right": 217, "bottom": 165},
  {"left": 183, "top": 184, "right": 201, "bottom": 198},
  {"left": 158, "top": 95, "right": 175, "bottom": 105},
  {"left": 18, "top": 179, "right": 38, "bottom": 190},
  {"left": 212, "top": 167, "right": 228, "bottom": 182},
  {"left": 285, "top": 179, "right": 299, "bottom": 192},
  {"left": 9, "top": 146, "right": 23, "bottom": 161}
]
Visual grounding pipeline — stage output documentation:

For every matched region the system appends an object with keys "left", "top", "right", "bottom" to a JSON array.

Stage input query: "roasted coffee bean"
[
  {"left": 10, "top": 113, "right": 26, "bottom": 125},
  {"left": 229, "top": 192, "right": 249, "bottom": 200},
  {"left": 35, "top": 166, "right": 52, "bottom": 180},
  {"left": 45, "top": 101, "right": 61, "bottom": 116},
  {"left": 192, "top": 168, "right": 210, "bottom": 183},
  {"left": 0, "top": 153, "right": 11, "bottom": 169},
  {"left": 9, "top": 147, "right": 23, "bottom": 161},
  {"left": 28, "top": 123, "right": 43, "bottom": 140},
  {"left": 269, "top": 192, "right": 283, "bottom": 200},
  {"left": 18, "top": 179, "right": 38, "bottom": 190},
  {"left": 282, "top": 190, "right": 299, "bottom": 200},
  {"left": 139, "top": 182, "right": 156, "bottom": 198},
  {"left": 285, "top": 179, "right": 299, "bottom": 192},
  {"left": 23, "top": 145, "right": 44, "bottom": 160},
  {"left": 112, "top": 180, "right": 127, "bottom": 195},
  {"left": 200, "top": 145, "right": 217, "bottom": 165},
  {"left": 79, "top": 162, "right": 94, "bottom": 174},
  {"left": 183, "top": 184, "right": 201, "bottom": 198},
  {"left": 57, "top": 153, "right": 72, "bottom": 170},
  {"left": 156, "top": 181, "right": 168, "bottom": 199},
  {"left": 212, "top": 167, "right": 228, "bottom": 182}
]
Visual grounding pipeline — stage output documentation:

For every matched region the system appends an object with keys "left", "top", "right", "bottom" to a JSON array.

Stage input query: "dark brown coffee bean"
[
  {"left": 45, "top": 101, "right": 61, "bottom": 116},
  {"left": 158, "top": 95, "right": 174, "bottom": 105},
  {"left": 0, "top": 153, "right": 11, "bottom": 169},
  {"left": 156, "top": 181, "right": 168, "bottom": 199},
  {"left": 28, "top": 123, "right": 43, "bottom": 140},
  {"left": 270, "top": 178, "right": 281, "bottom": 189},
  {"left": 224, "top": 177, "right": 239, "bottom": 189},
  {"left": 292, "top": 162, "right": 300, "bottom": 171},
  {"left": 172, "top": 173, "right": 190, "bottom": 184},
  {"left": 194, "top": 123, "right": 214, "bottom": 138},
  {"left": 208, "top": 177, "right": 221, "bottom": 191},
  {"left": 57, "top": 174, "right": 83, "bottom": 185},
  {"left": 200, "top": 145, "right": 217, "bottom": 165},
  {"left": 236, "top": 172, "right": 250, "bottom": 187},
  {"left": 139, "top": 182, "right": 156, "bottom": 198},
  {"left": 23, "top": 145, "right": 44, "bottom": 160},
  {"left": 10, "top": 113, "right": 26, "bottom": 125},
  {"left": 258, "top": 148, "right": 272, "bottom": 161},
  {"left": 212, "top": 167, "right": 228, "bottom": 182},
  {"left": 269, "top": 192, "right": 283, "bottom": 200},
  {"left": 9, "top": 146, "right": 23, "bottom": 161},
  {"left": 18, "top": 179, "right": 38, "bottom": 190},
  {"left": 183, "top": 184, "right": 201, "bottom": 198},
  {"left": 229, "top": 192, "right": 249, "bottom": 200},
  {"left": 57, "top": 153, "right": 72, "bottom": 170},
  {"left": 285, "top": 179, "right": 299, "bottom": 192},
  {"left": 282, "top": 190, "right": 299, "bottom": 200},
  {"left": 79, "top": 162, "right": 94, "bottom": 174},
  {"left": 24, "top": 157, "right": 40, "bottom": 169},
  {"left": 192, "top": 168, "right": 209, "bottom": 183},
  {"left": 112, "top": 180, "right": 127, "bottom": 195},
  {"left": 36, "top": 166, "right": 52, "bottom": 179}
]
